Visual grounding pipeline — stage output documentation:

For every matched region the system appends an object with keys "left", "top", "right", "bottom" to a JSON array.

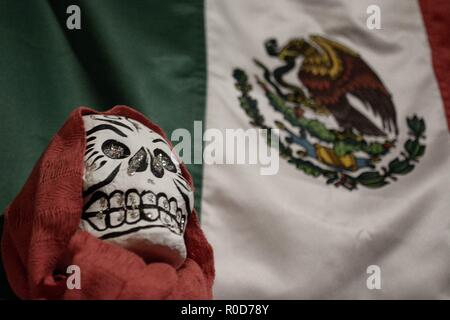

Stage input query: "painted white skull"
[{"left": 80, "top": 114, "right": 193, "bottom": 268}]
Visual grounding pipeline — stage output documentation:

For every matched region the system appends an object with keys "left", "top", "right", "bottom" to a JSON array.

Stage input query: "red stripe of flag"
[{"left": 419, "top": 0, "right": 450, "bottom": 130}]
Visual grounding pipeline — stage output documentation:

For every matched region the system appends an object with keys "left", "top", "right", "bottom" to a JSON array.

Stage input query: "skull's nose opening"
[{"left": 127, "top": 147, "right": 149, "bottom": 176}]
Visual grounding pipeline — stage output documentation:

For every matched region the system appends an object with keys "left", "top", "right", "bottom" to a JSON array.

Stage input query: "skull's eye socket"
[
  {"left": 151, "top": 148, "right": 177, "bottom": 178},
  {"left": 101, "top": 140, "right": 130, "bottom": 159}
]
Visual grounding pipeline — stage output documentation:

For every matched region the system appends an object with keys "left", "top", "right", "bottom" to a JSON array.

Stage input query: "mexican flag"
[{"left": 0, "top": 0, "right": 449, "bottom": 299}]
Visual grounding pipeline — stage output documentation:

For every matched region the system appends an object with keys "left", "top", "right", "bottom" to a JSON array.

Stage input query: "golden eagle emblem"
[{"left": 233, "top": 35, "right": 426, "bottom": 190}]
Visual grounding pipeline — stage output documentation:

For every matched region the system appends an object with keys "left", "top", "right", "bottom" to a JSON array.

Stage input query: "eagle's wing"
[{"left": 299, "top": 35, "right": 398, "bottom": 135}]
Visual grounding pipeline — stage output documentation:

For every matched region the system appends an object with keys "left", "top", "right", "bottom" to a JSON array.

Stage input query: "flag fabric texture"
[{"left": 0, "top": 0, "right": 449, "bottom": 299}]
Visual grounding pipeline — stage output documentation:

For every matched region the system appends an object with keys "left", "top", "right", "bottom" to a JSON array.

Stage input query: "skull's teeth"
[
  {"left": 109, "top": 210, "right": 125, "bottom": 227},
  {"left": 83, "top": 190, "right": 186, "bottom": 234},
  {"left": 143, "top": 207, "right": 159, "bottom": 221},
  {"left": 126, "top": 191, "right": 141, "bottom": 223},
  {"left": 108, "top": 191, "right": 126, "bottom": 227},
  {"left": 141, "top": 191, "right": 156, "bottom": 205},
  {"left": 158, "top": 194, "right": 169, "bottom": 211},
  {"left": 160, "top": 210, "right": 174, "bottom": 226},
  {"left": 169, "top": 200, "right": 177, "bottom": 214},
  {"left": 84, "top": 196, "right": 108, "bottom": 231}
]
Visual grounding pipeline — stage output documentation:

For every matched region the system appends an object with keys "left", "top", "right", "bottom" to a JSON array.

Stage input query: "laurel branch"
[{"left": 232, "top": 68, "right": 426, "bottom": 190}]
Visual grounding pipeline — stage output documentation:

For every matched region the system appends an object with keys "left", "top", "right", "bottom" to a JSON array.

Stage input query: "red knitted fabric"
[{"left": 1, "top": 106, "right": 214, "bottom": 299}]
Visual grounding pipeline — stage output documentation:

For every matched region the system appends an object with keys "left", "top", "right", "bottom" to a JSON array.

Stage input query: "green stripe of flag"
[{"left": 0, "top": 0, "right": 207, "bottom": 216}]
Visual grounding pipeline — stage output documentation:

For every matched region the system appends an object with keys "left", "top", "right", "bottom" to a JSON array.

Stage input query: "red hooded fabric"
[{"left": 1, "top": 105, "right": 214, "bottom": 299}]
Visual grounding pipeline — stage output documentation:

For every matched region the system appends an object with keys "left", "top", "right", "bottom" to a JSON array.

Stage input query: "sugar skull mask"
[{"left": 80, "top": 114, "right": 193, "bottom": 268}]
